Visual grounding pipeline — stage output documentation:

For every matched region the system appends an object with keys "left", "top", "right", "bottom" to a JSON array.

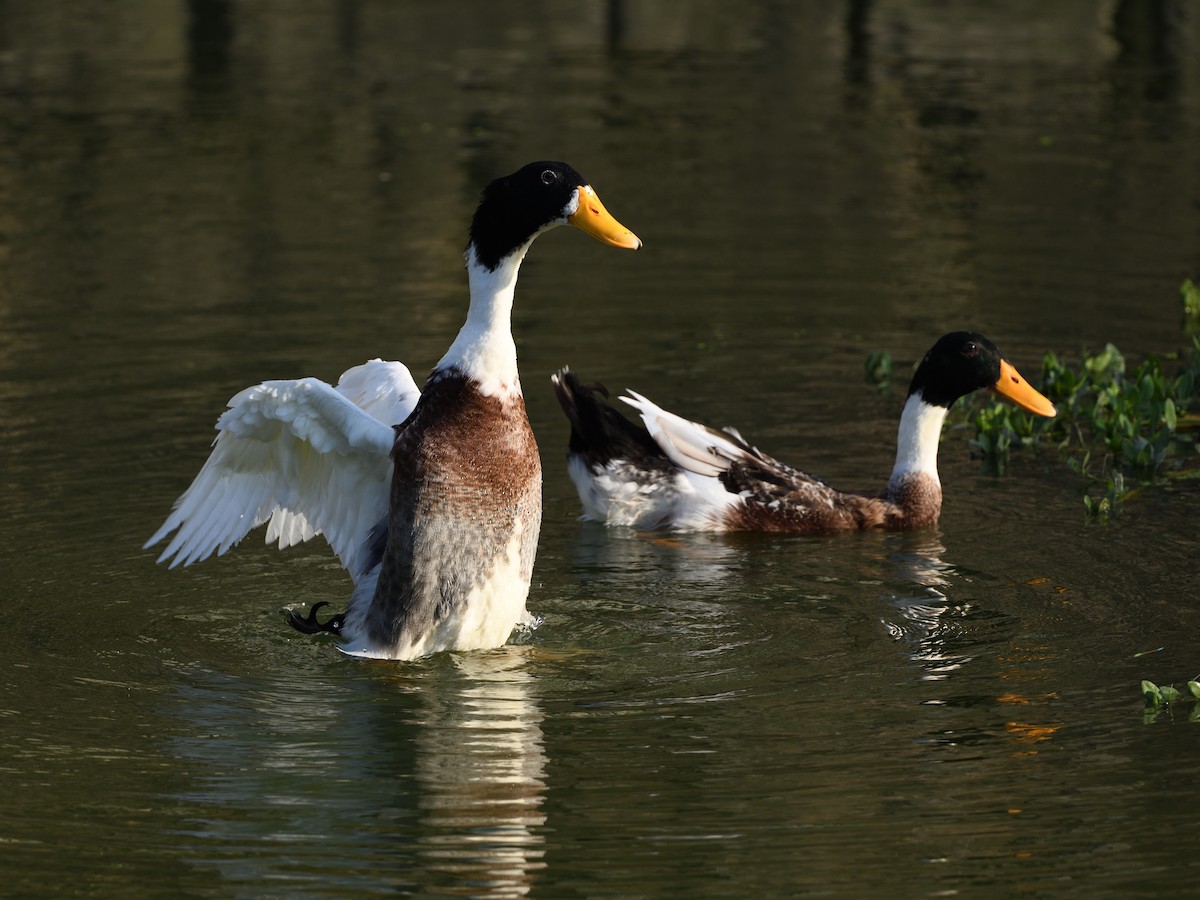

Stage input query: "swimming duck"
[
  {"left": 147, "top": 161, "right": 641, "bottom": 659},
  {"left": 552, "top": 332, "right": 1055, "bottom": 532}
]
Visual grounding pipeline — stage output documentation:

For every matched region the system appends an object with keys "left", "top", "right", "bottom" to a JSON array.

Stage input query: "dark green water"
[{"left": 2, "top": 1, "right": 1199, "bottom": 896}]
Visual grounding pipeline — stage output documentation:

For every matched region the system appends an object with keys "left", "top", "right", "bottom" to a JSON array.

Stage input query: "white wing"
[
  {"left": 333, "top": 358, "right": 421, "bottom": 426},
  {"left": 621, "top": 390, "right": 747, "bottom": 478},
  {"left": 145, "top": 359, "right": 421, "bottom": 577}
]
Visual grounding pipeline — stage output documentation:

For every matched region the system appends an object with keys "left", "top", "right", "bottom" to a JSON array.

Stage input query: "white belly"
[{"left": 339, "top": 520, "right": 533, "bottom": 661}]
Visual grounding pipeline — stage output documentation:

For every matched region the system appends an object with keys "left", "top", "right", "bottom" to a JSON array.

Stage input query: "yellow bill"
[
  {"left": 994, "top": 359, "right": 1057, "bottom": 417},
  {"left": 569, "top": 185, "right": 642, "bottom": 250}
]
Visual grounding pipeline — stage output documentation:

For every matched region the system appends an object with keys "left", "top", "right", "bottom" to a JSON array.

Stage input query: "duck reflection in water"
[
  {"left": 164, "top": 648, "right": 547, "bottom": 897},
  {"left": 879, "top": 532, "right": 968, "bottom": 680},
  {"left": 568, "top": 521, "right": 742, "bottom": 589},
  {"left": 411, "top": 649, "right": 547, "bottom": 897},
  {"left": 879, "top": 532, "right": 1063, "bottom": 755}
]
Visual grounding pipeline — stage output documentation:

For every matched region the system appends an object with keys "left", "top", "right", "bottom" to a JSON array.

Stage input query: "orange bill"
[
  {"left": 994, "top": 359, "right": 1057, "bottom": 417},
  {"left": 568, "top": 185, "right": 642, "bottom": 250}
]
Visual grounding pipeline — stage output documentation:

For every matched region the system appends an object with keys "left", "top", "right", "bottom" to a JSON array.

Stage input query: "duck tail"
[{"left": 552, "top": 367, "right": 666, "bottom": 466}]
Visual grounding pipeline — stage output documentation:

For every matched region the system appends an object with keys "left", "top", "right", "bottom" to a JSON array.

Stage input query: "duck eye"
[
  {"left": 540, "top": 169, "right": 557, "bottom": 185},
  {"left": 962, "top": 341, "right": 978, "bottom": 357}
]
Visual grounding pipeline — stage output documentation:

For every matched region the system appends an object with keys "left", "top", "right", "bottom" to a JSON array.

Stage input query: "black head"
[
  {"left": 468, "top": 161, "right": 589, "bottom": 271},
  {"left": 907, "top": 331, "right": 1005, "bottom": 408}
]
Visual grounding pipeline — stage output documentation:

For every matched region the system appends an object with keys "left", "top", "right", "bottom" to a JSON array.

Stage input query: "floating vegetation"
[
  {"left": 970, "top": 334, "right": 1200, "bottom": 517},
  {"left": 1183, "top": 278, "right": 1200, "bottom": 332},
  {"left": 1141, "top": 677, "right": 1200, "bottom": 724},
  {"left": 864, "top": 349, "right": 892, "bottom": 393}
]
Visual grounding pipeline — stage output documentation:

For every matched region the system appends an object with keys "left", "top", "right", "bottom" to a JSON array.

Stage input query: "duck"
[
  {"left": 146, "top": 161, "right": 641, "bottom": 659},
  {"left": 551, "top": 332, "right": 1056, "bottom": 533}
]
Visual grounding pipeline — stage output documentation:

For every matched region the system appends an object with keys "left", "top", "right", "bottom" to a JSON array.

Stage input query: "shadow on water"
[{"left": 186, "top": 0, "right": 235, "bottom": 101}]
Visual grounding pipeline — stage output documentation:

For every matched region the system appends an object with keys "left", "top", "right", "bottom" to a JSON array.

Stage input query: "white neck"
[
  {"left": 435, "top": 242, "right": 533, "bottom": 398},
  {"left": 887, "top": 393, "right": 947, "bottom": 493}
]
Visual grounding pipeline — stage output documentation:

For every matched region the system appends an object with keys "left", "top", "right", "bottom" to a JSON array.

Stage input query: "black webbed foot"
[{"left": 286, "top": 601, "right": 345, "bottom": 636}]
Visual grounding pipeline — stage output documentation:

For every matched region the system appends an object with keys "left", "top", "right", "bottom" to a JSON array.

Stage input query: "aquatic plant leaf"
[
  {"left": 864, "top": 350, "right": 892, "bottom": 390},
  {"left": 1182, "top": 278, "right": 1200, "bottom": 320},
  {"left": 1141, "top": 680, "right": 1162, "bottom": 707}
]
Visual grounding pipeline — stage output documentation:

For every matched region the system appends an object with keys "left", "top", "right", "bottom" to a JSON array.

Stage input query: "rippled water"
[{"left": 2, "top": 1, "right": 1199, "bottom": 896}]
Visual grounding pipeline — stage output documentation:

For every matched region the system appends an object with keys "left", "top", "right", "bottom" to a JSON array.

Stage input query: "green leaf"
[
  {"left": 1182, "top": 278, "right": 1200, "bottom": 317},
  {"left": 1161, "top": 685, "right": 1183, "bottom": 703},
  {"left": 1164, "top": 397, "right": 1177, "bottom": 432},
  {"left": 864, "top": 350, "right": 892, "bottom": 389},
  {"left": 1188, "top": 680, "right": 1200, "bottom": 700},
  {"left": 1141, "top": 679, "right": 1162, "bottom": 707}
]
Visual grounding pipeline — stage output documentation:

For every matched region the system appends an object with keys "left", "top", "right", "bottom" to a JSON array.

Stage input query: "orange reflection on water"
[{"left": 1003, "top": 720, "right": 1061, "bottom": 757}]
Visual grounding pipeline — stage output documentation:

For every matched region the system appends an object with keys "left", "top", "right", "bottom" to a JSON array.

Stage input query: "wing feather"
[
  {"left": 146, "top": 361, "right": 421, "bottom": 577},
  {"left": 621, "top": 390, "right": 751, "bottom": 478}
]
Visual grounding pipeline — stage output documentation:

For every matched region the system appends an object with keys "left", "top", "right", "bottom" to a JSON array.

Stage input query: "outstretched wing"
[{"left": 145, "top": 360, "right": 421, "bottom": 577}]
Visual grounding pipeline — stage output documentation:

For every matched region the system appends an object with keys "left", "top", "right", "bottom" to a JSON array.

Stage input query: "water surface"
[{"left": 2, "top": 1, "right": 1199, "bottom": 896}]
